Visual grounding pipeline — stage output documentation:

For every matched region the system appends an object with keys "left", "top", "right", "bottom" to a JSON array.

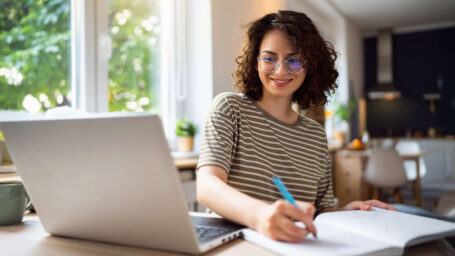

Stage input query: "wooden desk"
[
  {"left": 0, "top": 214, "right": 274, "bottom": 256},
  {"left": 334, "top": 150, "right": 426, "bottom": 207},
  {"left": 174, "top": 157, "right": 198, "bottom": 170},
  {"left": 0, "top": 214, "right": 451, "bottom": 256}
]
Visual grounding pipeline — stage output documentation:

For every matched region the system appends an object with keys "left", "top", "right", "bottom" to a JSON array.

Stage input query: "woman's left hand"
[{"left": 340, "top": 200, "right": 397, "bottom": 211}]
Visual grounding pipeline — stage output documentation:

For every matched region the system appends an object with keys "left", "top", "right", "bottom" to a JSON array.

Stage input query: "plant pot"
[
  {"left": 333, "top": 131, "right": 346, "bottom": 144},
  {"left": 177, "top": 136, "right": 194, "bottom": 152}
]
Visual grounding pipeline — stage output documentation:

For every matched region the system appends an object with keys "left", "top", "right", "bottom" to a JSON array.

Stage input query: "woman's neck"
[{"left": 256, "top": 95, "right": 298, "bottom": 125}]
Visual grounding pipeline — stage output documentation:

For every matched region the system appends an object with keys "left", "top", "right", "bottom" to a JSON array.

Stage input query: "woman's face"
[{"left": 257, "top": 29, "right": 306, "bottom": 102}]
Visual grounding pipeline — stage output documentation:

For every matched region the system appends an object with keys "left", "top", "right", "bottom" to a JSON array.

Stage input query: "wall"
[
  {"left": 211, "top": 0, "right": 285, "bottom": 96},
  {"left": 285, "top": 0, "right": 364, "bottom": 140},
  {"left": 285, "top": 0, "right": 350, "bottom": 103},
  {"left": 345, "top": 20, "right": 364, "bottom": 139},
  {"left": 364, "top": 27, "right": 455, "bottom": 137}
]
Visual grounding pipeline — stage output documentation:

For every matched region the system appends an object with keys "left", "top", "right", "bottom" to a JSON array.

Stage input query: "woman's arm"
[{"left": 197, "top": 165, "right": 317, "bottom": 242}]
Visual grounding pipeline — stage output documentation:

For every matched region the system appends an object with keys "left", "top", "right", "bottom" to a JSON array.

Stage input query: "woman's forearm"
[{"left": 196, "top": 166, "right": 268, "bottom": 229}]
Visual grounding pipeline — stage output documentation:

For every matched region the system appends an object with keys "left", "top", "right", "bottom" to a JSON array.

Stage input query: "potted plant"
[
  {"left": 175, "top": 119, "right": 198, "bottom": 152},
  {"left": 332, "top": 100, "right": 356, "bottom": 145}
]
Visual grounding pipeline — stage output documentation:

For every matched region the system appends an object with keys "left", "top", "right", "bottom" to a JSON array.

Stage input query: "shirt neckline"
[{"left": 247, "top": 96, "right": 302, "bottom": 128}]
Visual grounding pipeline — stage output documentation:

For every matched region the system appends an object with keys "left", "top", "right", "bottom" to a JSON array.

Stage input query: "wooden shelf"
[
  {"left": 0, "top": 156, "right": 198, "bottom": 183},
  {"left": 0, "top": 164, "right": 16, "bottom": 173}
]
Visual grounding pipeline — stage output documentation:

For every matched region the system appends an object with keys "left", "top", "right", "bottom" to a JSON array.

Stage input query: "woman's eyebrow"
[
  {"left": 261, "top": 50, "right": 277, "bottom": 55},
  {"left": 260, "top": 50, "right": 297, "bottom": 57}
]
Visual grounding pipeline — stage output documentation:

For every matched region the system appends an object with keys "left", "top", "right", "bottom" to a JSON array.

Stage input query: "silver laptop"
[{"left": 0, "top": 113, "right": 243, "bottom": 254}]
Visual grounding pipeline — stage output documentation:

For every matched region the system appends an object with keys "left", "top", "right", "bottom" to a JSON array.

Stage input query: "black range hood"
[{"left": 368, "top": 29, "right": 401, "bottom": 100}]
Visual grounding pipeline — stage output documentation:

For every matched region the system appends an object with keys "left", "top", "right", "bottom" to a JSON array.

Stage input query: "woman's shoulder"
[
  {"left": 298, "top": 114, "right": 327, "bottom": 140},
  {"left": 213, "top": 92, "right": 247, "bottom": 102},
  {"left": 212, "top": 92, "right": 249, "bottom": 109}
]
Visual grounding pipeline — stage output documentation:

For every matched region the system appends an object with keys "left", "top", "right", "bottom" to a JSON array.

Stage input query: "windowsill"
[{"left": 171, "top": 151, "right": 199, "bottom": 159}]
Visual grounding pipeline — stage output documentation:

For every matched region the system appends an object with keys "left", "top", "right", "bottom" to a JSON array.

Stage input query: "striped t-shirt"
[{"left": 197, "top": 92, "right": 335, "bottom": 213}]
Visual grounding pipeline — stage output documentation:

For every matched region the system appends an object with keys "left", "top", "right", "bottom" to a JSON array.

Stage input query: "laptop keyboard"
[{"left": 194, "top": 225, "right": 237, "bottom": 243}]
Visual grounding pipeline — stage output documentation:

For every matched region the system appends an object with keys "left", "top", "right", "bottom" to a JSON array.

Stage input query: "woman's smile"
[{"left": 270, "top": 78, "right": 293, "bottom": 87}]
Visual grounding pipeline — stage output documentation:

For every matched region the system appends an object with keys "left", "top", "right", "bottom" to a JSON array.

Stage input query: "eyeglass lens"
[{"left": 259, "top": 56, "right": 303, "bottom": 74}]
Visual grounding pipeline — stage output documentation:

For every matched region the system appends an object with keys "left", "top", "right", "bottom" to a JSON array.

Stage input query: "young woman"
[{"left": 196, "top": 10, "right": 395, "bottom": 242}]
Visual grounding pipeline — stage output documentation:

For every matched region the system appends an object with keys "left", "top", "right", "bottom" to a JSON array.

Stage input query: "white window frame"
[
  {"left": 71, "top": 0, "right": 177, "bottom": 137},
  {"left": 71, "top": 0, "right": 108, "bottom": 113}
]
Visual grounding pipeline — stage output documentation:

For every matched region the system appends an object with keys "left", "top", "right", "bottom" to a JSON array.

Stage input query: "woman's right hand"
[{"left": 254, "top": 200, "right": 317, "bottom": 242}]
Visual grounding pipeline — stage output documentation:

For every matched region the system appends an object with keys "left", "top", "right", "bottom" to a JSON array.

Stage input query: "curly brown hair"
[{"left": 233, "top": 10, "right": 338, "bottom": 110}]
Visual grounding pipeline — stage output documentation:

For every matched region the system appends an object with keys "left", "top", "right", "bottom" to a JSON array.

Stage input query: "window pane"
[
  {"left": 108, "top": 0, "right": 161, "bottom": 113},
  {"left": 0, "top": 0, "right": 71, "bottom": 113}
]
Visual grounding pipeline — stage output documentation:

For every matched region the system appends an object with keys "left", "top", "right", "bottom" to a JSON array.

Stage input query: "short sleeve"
[
  {"left": 315, "top": 151, "right": 336, "bottom": 214},
  {"left": 197, "top": 94, "right": 236, "bottom": 174}
]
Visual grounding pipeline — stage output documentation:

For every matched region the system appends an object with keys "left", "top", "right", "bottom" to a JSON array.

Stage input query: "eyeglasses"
[{"left": 257, "top": 56, "right": 304, "bottom": 74}]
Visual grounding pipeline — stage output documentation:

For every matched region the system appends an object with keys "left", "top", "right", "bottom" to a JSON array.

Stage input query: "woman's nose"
[{"left": 275, "top": 61, "right": 289, "bottom": 75}]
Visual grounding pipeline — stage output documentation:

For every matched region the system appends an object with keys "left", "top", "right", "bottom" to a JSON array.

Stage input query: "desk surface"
[
  {"left": 336, "top": 149, "right": 427, "bottom": 158},
  {"left": 0, "top": 214, "right": 274, "bottom": 256},
  {"left": 0, "top": 215, "right": 450, "bottom": 256}
]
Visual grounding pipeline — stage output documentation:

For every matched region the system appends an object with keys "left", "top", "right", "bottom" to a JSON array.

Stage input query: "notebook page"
[
  {"left": 315, "top": 208, "right": 455, "bottom": 248},
  {"left": 242, "top": 222, "right": 399, "bottom": 256}
]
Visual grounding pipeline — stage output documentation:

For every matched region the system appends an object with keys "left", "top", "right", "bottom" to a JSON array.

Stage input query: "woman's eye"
[
  {"left": 287, "top": 57, "right": 299, "bottom": 64},
  {"left": 262, "top": 56, "right": 276, "bottom": 63}
]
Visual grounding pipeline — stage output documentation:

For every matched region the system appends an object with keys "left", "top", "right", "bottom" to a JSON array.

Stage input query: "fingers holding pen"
[
  {"left": 294, "top": 201, "right": 317, "bottom": 237},
  {"left": 256, "top": 200, "right": 313, "bottom": 242},
  {"left": 275, "top": 200, "right": 314, "bottom": 240}
]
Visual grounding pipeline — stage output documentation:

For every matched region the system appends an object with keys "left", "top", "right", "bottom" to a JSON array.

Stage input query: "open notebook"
[{"left": 243, "top": 208, "right": 455, "bottom": 256}]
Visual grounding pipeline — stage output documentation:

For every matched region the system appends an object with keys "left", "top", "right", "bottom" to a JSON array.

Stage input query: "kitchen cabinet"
[{"left": 333, "top": 151, "right": 371, "bottom": 207}]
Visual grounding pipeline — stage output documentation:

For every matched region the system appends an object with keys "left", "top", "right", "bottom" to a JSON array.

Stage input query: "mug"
[{"left": 0, "top": 182, "right": 32, "bottom": 226}]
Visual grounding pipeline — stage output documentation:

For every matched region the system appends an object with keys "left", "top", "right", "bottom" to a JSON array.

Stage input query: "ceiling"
[{"left": 328, "top": 0, "right": 455, "bottom": 33}]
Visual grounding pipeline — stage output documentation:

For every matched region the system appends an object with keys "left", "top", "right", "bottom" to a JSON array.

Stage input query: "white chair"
[
  {"left": 435, "top": 192, "right": 455, "bottom": 218},
  {"left": 395, "top": 141, "right": 427, "bottom": 181},
  {"left": 381, "top": 138, "right": 395, "bottom": 149},
  {"left": 364, "top": 148, "right": 408, "bottom": 203}
]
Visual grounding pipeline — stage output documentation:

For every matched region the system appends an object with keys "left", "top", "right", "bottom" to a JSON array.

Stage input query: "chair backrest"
[
  {"left": 364, "top": 148, "right": 408, "bottom": 188},
  {"left": 435, "top": 192, "right": 455, "bottom": 218},
  {"left": 395, "top": 140, "right": 427, "bottom": 180},
  {"left": 381, "top": 138, "right": 395, "bottom": 149},
  {"left": 395, "top": 140, "right": 420, "bottom": 153}
]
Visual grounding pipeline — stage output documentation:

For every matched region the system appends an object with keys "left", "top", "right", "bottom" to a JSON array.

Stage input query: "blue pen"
[{"left": 272, "top": 175, "right": 317, "bottom": 239}]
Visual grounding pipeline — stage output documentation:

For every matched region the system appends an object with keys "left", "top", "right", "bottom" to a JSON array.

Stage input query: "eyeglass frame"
[{"left": 257, "top": 56, "right": 305, "bottom": 74}]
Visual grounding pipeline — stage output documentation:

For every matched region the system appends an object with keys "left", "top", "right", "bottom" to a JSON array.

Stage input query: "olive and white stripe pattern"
[{"left": 197, "top": 92, "right": 335, "bottom": 212}]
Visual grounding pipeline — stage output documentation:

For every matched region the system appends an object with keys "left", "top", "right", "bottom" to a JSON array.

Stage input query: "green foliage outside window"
[
  {"left": 108, "top": 0, "right": 161, "bottom": 112},
  {"left": 0, "top": 0, "right": 161, "bottom": 113},
  {"left": 0, "top": 0, "right": 71, "bottom": 111}
]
